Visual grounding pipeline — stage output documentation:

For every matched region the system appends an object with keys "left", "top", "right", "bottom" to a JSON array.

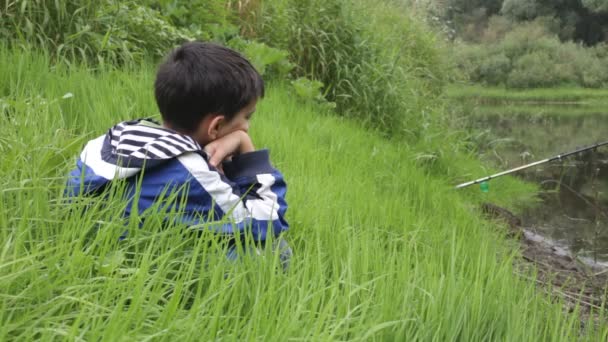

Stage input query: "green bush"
[
  {"left": 501, "top": 22, "right": 558, "bottom": 59},
  {"left": 506, "top": 51, "right": 556, "bottom": 88},
  {"left": 238, "top": 0, "right": 451, "bottom": 138},
  {"left": 1, "top": 0, "right": 197, "bottom": 65},
  {"left": 480, "top": 15, "right": 514, "bottom": 43},
  {"left": 476, "top": 53, "right": 511, "bottom": 85},
  {"left": 2, "top": 0, "right": 102, "bottom": 60},
  {"left": 591, "top": 43, "right": 608, "bottom": 59},
  {"left": 94, "top": 3, "right": 195, "bottom": 64},
  {"left": 227, "top": 38, "right": 294, "bottom": 79},
  {"left": 290, "top": 77, "right": 324, "bottom": 101},
  {"left": 453, "top": 44, "right": 510, "bottom": 85},
  {"left": 144, "top": 0, "right": 233, "bottom": 37},
  {"left": 580, "top": 58, "right": 608, "bottom": 88},
  {"left": 290, "top": 77, "right": 336, "bottom": 111},
  {"left": 501, "top": 0, "right": 542, "bottom": 21},
  {"left": 455, "top": 19, "right": 608, "bottom": 88},
  {"left": 452, "top": 44, "right": 485, "bottom": 81}
]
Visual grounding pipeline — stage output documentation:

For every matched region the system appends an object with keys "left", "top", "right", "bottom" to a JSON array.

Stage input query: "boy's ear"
[{"left": 206, "top": 114, "right": 226, "bottom": 140}]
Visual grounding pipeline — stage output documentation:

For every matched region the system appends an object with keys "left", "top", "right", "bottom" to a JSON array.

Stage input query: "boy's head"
[{"left": 154, "top": 42, "right": 264, "bottom": 145}]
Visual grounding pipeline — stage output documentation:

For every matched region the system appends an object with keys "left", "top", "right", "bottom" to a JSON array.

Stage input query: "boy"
[{"left": 66, "top": 42, "right": 290, "bottom": 263}]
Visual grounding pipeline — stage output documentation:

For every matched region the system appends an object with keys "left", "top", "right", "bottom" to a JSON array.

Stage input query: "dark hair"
[{"left": 154, "top": 41, "right": 264, "bottom": 133}]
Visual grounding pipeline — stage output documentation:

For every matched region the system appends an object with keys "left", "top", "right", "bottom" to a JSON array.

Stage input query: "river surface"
[{"left": 468, "top": 104, "right": 608, "bottom": 263}]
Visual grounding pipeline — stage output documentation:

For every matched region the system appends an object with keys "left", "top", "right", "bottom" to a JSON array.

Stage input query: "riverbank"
[
  {"left": 483, "top": 202, "right": 608, "bottom": 327},
  {"left": 447, "top": 85, "right": 608, "bottom": 104}
]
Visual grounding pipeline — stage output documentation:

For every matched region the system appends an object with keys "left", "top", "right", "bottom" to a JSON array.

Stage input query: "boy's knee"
[
  {"left": 274, "top": 238, "right": 292, "bottom": 272},
  {"left": 225, "top": 237, "right": 292, "bottom": 271}
]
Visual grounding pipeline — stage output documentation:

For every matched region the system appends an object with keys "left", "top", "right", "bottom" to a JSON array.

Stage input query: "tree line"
[{"left": 428, "top": 0, "right": 608, "bottom": 45}]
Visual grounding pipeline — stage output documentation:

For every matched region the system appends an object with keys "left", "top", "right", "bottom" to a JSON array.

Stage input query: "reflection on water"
[
  {"left": 470, "top": 108, "right": 608, "bottom": 262},
  {"left": 522, "top": 164, "right": 608, "bottom": 262}
]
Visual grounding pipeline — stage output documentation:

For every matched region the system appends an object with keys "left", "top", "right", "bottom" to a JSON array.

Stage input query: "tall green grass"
[
  {"left": 242, "top": 0, "right": 451, "bottom": 139},
  {"left": 1, "top": 0, "right": 195, "bottom": 65},
  {"left": 1, "top": 49, "right": 605, "bottom": 340}
]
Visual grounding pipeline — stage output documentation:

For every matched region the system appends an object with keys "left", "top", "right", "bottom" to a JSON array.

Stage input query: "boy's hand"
[{"left": 204, "top": 130, "right": 255, "bottom": 170}]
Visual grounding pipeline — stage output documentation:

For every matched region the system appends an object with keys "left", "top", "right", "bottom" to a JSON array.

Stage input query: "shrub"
[
  {"left": 290, "top": 77, "right": 336, "bottom": 111},
  {"left": 480, "top": 15, "right": 514, "bottom": 43},
  {"left": 501, "top": 0, "right": 542, "bottom": 20},
  {"left": 455, "top": 17, "right": 608, "bottom": 88},
  {"left": 476, "top": 53, "right": 511, "bottom": 85},
  {"left": 591, "top": 43, "right": 608, "bottom": 59},
  {"left": 453, "top": 44, "right": 511, "bottom": 85},
  {"left": 452, "top": 43, "right": 486, "bottom": 82},
  {"left": 580, "top": 58, "right": 608, "bottom": 88},
  {"left": 506, "top": 51, "right": 557, "bottom": 88},
  {"left": 227, "top": 38, "right": 294, "bottom": 79},
  {"left": 501, "top": 22, "right": 557, "bottom": 59},
  {"left": 237, "top": 0, "right": 451, "bottom": 138},
  {"left": 453, "top": 8, "right": 492, "bottom": 43},
  {"left": 144, "top": 0, "right": 233, "bottom": 37},
  {"left": 2, "top": 0, "right": 103, "bottom": 60},
  {"left": 93, "top": 3, "right": 195, "bottom": 64},
  {"left": 1, "top": 0, "right": 197, "bottom": 65}
]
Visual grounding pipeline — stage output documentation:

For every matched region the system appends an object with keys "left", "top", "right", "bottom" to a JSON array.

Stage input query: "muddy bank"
[{"left": 482, "top": 203, "right": 608, "bottom": 324}]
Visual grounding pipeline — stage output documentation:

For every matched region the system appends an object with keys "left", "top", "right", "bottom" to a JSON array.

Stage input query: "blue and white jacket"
[{"left": 66, "top": 119, "right": 288, "bottom": 241}]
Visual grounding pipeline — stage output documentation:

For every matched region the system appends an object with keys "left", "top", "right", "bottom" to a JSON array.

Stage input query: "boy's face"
[
  {"left": 216, "top": 99, "right": 256, "bottom": 139},
  {"left": 193, "top": 99, "right": 257, "bottom": 146}
]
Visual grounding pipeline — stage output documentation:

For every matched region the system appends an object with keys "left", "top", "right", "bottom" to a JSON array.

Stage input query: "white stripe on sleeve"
[
  {"left": 152, "top": 140, "right": 183, "bottom": 155},
  {"left": 177, "top": 153, "right": 249, "bottom": 223},
  {"left": 157, "top": 136, "right": 190, "bottom": 152},
  {"left": 245, "top": 174, "right": 280, "bottom": 220},
  {"left": 143, "top": 145, "right": 172, "bottom": 159},
  {"left": 117, "top": 133, "right": 158, "bottom": 143}
]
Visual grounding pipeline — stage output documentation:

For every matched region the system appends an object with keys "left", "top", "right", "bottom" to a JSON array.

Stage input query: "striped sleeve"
[{"left": 177, "top": 150, "right": 288, "bottom": 241}]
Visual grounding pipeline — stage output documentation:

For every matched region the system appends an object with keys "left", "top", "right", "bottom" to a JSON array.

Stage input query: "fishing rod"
[{"left": 455, "top": 140, "right": 608, "bottom": 189}]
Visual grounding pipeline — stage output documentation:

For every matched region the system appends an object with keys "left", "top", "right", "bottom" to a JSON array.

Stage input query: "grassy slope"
[{"left": 1, "top": 50, "right": 605, "bottom": 340}]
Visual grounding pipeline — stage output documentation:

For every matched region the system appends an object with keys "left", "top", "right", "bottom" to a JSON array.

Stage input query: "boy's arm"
[
  {"left": 204, "top": 130, "right": 255, "bottom": 170},
  {"left": 223, "top": 149, "right": 289, "bottom": 235},
  {"left": 178, "top": 133, "right": 288, "bottom": 240},
  {"left": 65, "top": 159, "right": 110, "bottom": 196}
]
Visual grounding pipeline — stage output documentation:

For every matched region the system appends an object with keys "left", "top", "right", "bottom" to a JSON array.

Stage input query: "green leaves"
[
  {"left": 229, "top": 38, "right": 294, "bottom": 78},
  {"left": 291, "top": 77, "right": 324, "bottom": 101},
  {"left": 582, "top": 0, "right": 608, "bottom": 13},
  {"left": 501, "top": 0, "right": 543, "bottom": 20},
  {"left": 1, "top": 1, "right": 202, "bottom": 66},
  {"left": 291, "top": 77, "right": 336, "bottom": 111}
]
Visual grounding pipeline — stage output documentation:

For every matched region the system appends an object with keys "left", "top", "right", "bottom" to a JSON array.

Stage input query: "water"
[{"left": 468, "top": 105, "right": 608, "bottom": 262}]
